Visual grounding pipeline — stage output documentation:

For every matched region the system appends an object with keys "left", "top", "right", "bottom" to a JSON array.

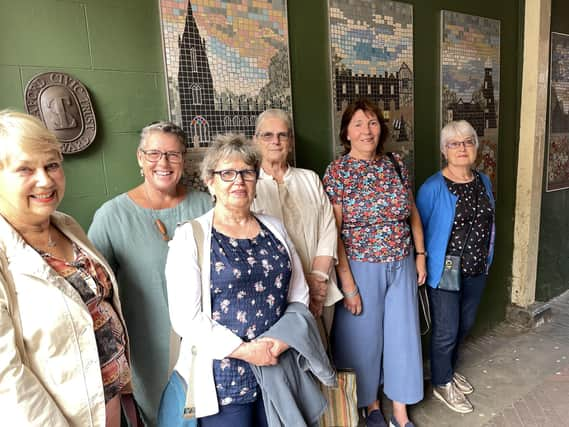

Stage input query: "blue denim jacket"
[{"left": 416, "top": 171, "right": 495, "bottom": 288}]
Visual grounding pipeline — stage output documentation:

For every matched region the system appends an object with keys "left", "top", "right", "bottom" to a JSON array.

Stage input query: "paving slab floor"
[{"left": 360, "top": 290, "right": 569, "bottom": 427}]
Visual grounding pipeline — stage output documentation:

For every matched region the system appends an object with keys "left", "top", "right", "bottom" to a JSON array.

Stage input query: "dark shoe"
[
  {"left": 389, "top": 415, "right": 416, "bottom": 427},
  {"left": 366, "top": 409, "right": 388, "bottom": 427},
  {"left": 433, "top": 381, "right": 473, "bottom": 413},
  {"left": 453, "top": 371, "right": 474, "bottom": 394}
]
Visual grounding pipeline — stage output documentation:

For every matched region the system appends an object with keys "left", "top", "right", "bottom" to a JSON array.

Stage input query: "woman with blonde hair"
[{"left": 0, "top": 110, "right": 132, "bottom": 426}]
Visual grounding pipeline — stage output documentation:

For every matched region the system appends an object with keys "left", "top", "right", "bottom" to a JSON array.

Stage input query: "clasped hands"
[{"left": 234, "top": 337, "right": 289, "bottom": 366}]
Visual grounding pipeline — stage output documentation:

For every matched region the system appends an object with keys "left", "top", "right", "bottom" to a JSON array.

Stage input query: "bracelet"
[
  {"left": 309, "top": 270, "right": 330, "bottom": 282},
  {"left": 415, "top": 251, "right": 427, "bottom": 256},
  {"left": 342, "top": 287, "right": 359, "bottom": 298}
]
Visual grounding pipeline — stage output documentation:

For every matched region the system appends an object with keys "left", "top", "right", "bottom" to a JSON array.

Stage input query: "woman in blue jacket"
[{"left": 416, "top": 120, "right": 495, "bottom": 415}]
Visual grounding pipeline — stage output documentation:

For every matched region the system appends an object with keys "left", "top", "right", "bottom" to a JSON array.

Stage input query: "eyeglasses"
[
  {"left": 213, "top": 169, "right": 258, "bottom": 182},
  {"left": 139, "top": 149, "right": 185, "bottom": 164},
  {"left": 256, "top": 131, "right": 290, "bottom": 142},
  {"left": 446, "top": 138, "right": 475, "bottom": 149}
]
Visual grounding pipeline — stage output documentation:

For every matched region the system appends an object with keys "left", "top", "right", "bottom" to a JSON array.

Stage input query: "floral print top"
[
  {"left": 444, "top": 173, "right": 494, "bottom": 276},
  {"left": 42, "top": 244, "right": 131, "bottom": 403},
  {"left": 210, "top": 220, "right": 291, "bottom": 406},
  {"left": 323, "top": 153, "right": 412, "bottom": 263}
]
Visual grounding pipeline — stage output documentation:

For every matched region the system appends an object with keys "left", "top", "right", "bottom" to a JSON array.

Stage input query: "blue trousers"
[
  {"left": 332, "top": 256, "right": 423, "bottom": 406},
  {"left": 198, "top": 396, "right": 268, "bottom": 427},
  {"left": 428, "top": 274, "right": 487, "bottom": 386}
]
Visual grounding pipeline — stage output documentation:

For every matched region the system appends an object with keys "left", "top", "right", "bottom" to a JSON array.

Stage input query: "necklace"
[
  {"left": 143, "top": 184, "right": 170, "bottom": 241},
  {"left": 445, "top": 167, "right": 474, "bottom": 183},
  {"left": 47, "top": 228, "right": 57, "bottom": 248}
]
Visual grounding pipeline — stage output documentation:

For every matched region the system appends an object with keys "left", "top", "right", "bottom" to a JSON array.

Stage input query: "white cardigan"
[
  {"left": 165, "top": 209, "right": 309, "bottom": 418},
  {"left": 252, "top": 166, "right": 342, "bottom": 306}
]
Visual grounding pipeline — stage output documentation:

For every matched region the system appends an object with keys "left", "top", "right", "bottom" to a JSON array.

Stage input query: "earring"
[
  {"left": 211, "top": 194, "right": 217, "bottom": 204},
  {"left": 140, "top": 168, "right": 144, "bottom": 177}
]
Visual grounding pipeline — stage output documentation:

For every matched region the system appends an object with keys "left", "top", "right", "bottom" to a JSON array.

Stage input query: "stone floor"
[{"left": 368, "top": 290, "right": 569, "bottom": 427}]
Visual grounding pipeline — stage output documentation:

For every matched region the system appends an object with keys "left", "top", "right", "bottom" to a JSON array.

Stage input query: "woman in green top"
[{"left": 88, "top": 122, "right": 211, "bottom": 426}]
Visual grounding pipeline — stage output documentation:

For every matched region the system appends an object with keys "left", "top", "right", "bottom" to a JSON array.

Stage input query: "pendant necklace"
[
  {"left": 143, "top": 184, "right": 170, "bottom": 241},
  {"left": 47, "top": 228, "right": 57, "bottom": 248}
]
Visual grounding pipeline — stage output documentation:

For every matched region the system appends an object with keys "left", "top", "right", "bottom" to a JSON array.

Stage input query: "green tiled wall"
[
  {"left": 288, "top": 0, "right": 522, "bottom": 332},
  {"left": 1, "top": 0, "right": 524, "bottom": 333},
  {"left": 0, "top": 0, "right": 168, "bottom": 229}
]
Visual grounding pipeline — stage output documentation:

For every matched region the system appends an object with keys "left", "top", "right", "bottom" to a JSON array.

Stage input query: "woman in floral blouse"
[
  {"left": 165, "top": 134, "right": 310, "bottom": 427},
  {"left": 323, "top": 99, "right": 426, "bottom": 427}
]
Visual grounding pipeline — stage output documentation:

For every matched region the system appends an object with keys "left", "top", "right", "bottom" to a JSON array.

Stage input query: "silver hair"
[
  {"left": 139, "top": 121, "right": 187, "bottom": 150},
  {"left": 0, "top": 110, "right": 62, "bottom": 167},
  {"left": 254, "top": 109, "right": 293, "bottom": 136},
  {"left": 440, "top": 120, "right": 479, "bottom": 154},
  {"left": 200, "top": 134, "right": 261, "bottom": 184}
]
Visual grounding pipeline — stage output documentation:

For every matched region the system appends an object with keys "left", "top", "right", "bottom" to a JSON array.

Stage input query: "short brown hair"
[{"left": 339, "top": 98, "right": 389, "bottom": 155}]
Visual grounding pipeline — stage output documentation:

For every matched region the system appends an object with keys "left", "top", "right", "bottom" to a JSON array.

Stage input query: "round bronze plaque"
[{"left": 25, "top": 72, "right": 97, "bottom": 154}]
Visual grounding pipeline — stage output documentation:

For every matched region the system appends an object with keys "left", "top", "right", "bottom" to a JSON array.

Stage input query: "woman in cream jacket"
[{"left": 0, "top": 111, "right": 132, "bottom": 426}]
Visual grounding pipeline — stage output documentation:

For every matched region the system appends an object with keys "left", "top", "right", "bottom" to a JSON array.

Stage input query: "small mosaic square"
[
  {"left": 159, "top": 0, "right": 293, "bottom": 189},
  {"left": 546, "top": 32, "right": 569, "bottom": 192},
  {"left": 328, "top": 0, "right": 415, "bottom": 180},
  {"left": 441, "top": 10, "right": 501, "bottom": 192}
]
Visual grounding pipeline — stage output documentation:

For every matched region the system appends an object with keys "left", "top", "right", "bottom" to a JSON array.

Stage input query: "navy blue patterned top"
[{"left": 210, "top": 220, "right": 292, "bottom": 406}]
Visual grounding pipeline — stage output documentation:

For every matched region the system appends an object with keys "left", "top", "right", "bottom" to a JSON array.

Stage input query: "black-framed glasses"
[
  {"left": 256, "top": 131, "right": 290, "bottom": 142},
  {"left": 213, "top": 169, "right": 258, "bottom": 182},
  {"left": 139, "top": 149, "right": 185, "bottom": 164},
  {"left": 446, "top": 138, "right": 475, "bottom": 149}
]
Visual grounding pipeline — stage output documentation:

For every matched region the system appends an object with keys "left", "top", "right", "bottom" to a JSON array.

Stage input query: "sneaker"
[
  {"left": 453, "top": 371, "right": 474, "bottom": 394},
  {"left": 433, "top": 382, "right": 474, "bottom": 414},
  {"left": 389, "top": 415, "right": 416, "bottom": 427},
  {"left": 366, "top": 409, "right": 388, "bottom": 427}
]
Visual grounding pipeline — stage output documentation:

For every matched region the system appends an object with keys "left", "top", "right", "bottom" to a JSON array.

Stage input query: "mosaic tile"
[
  {"left": 441, "top": 10, "right": 500, "bottom": 193},
  {"left": 159, "top": 0, "right": 293, "bottom": 188},
  {"left": 547, "top": 32, "right": 569, "bottom": 192},
  {"left": 328, "top": 0, "right": 415, "bottom": 181}
]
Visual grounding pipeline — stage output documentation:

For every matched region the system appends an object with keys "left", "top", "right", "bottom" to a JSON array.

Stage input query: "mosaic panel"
[
  {"left": 546, "top": 32, "right": 569, "bottom": 192},
  {"left": 441, "top": 11, "right": 500, "bottom": 192},
  {"left": 328, "top": 0, "right": 415, "bottom": 180},
  {"left": 159, "top": 0, "right": 293, "bottom": 189}
]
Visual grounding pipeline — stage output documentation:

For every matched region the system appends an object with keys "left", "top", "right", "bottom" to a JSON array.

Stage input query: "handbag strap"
[
  {"left": 182, "top": 219, "right": 204, "bottom": 420},
  {"left": 418, "top": 285, "right": 431, "bottom": 335},
  {"left": 456, "top": 172, "right": 479, "bottom": 258},
  {"left": 121, "top": 393, "right": 144, "bottom": 427}
]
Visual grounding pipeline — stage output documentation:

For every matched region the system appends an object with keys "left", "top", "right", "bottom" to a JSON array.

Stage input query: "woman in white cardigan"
[
  {"left": 251, "top": 109, "right": 342, "bottom": 337},
  {"left": 164, "top": 134, "right": 309, "bottom": 427}
]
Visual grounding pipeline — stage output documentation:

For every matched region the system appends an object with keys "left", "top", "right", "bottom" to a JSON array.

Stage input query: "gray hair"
[
  {"left": 0, "top": 110, "right": 62, "bottom": 168},
  {"left": 440, "top": 120, "right": 479, "bottom": 154},
  {"left": 255, "top": 109, "right": 293, "bottom": 137},
  {"left": 139, "top": 121, "right": 187, "bottom": 150},
  {"left": 200, "top": 134, "right": 261, "bottom": 184}
]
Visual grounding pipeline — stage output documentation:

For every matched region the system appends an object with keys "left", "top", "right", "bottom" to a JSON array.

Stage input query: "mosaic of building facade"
[
  {"left": 328, "top": 0, "right": 415, "bottom": 176},
  {"left": 441, "top": 10, "right": 500, "bottom": 192},
  {"left": 159, "top": 0, "right": 292, "bottom": 188},
  {"left": 547, "top": 32, "right": 569, "bottom": 192}
]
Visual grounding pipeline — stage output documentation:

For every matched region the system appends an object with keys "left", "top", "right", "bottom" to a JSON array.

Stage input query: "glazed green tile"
[
  {"left": 0, "top": 66, "right": 25, "bottom": 110},
  {"left": 58, "top": 194, "right": 107, "bottom": 231},
  {"left": 102, "top": 132, "right": 142, "bottom": 196},
  {"left": 0, "top": 0, "right": 90, "bottom": 68},
  {"left": 86, "top": 0, "right": 164, "bottom": 72},
  {"left": 61, "top": 143, "right": 106, "bottom": 199},
  {"left": 20, "top": 67, "right": 167, "bottom": 134}
]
